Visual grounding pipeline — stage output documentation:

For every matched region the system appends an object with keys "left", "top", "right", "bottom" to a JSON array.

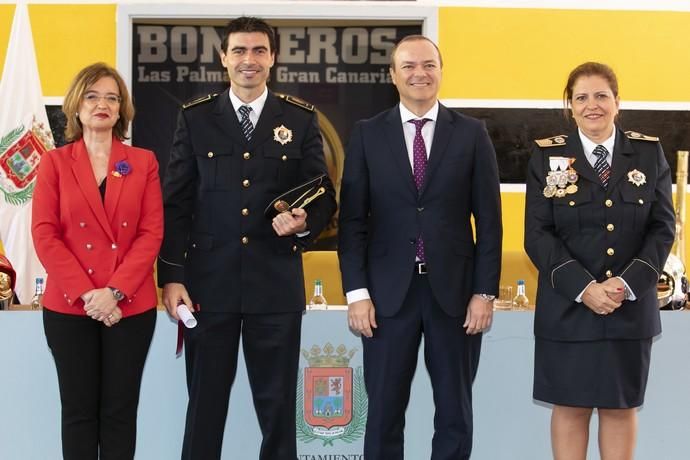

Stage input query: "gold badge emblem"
[
  {"left": 273, "top": 125, "right": 293, "bottom": 145},
  {"left": 627, "top": 169, "right": 646, "bottom": 187},
  {"left": 274, "top": 200, "right": 290, "bottom": 213}
]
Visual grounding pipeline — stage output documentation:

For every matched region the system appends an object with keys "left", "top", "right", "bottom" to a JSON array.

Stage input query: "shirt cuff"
[
  {"left": 346, "top": 288, "right": 371, "bottom": 305},
  {"left": 616, "top": 276, "right": 637, "bottom": 300},
  {"left": 296, "top": 230, "right": 311, "bottom": 238},
  {"left": 575, "top": 280, "right": 597, "bottom": 303}
]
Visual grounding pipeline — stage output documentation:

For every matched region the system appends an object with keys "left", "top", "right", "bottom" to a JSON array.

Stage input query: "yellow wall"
[
  {"left": 0, "top": 4, "right": 116, "bottom": 96},
  {"left": 2, "top": 5, "right": 689, "bottom": 100},
  {"left": 438, "top": 7, "right": 690, "bottom": 101},
  {"left": 0, "top": 5, "right": 13, "bottom": 72}
]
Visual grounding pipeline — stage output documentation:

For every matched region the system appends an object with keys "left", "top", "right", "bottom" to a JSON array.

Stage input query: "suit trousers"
[
  {"left": 181, "top": 311, "right": 302, "bottom": 460},
  {"left": 362, "top": 273, "right": 482, "bottom": 460},
  {"left": 43, "top": 307, "right": 156, "bottom": 460}
]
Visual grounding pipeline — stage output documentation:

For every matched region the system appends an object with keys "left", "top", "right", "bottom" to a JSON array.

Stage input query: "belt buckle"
[{"left": 416, "top": 262, "right": 427, "bottom": 274}]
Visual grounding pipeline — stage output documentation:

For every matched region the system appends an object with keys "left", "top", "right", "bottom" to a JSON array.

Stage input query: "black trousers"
[
  {"left": 362, "top": 274, "right": 482, "bottom": 460},
  {"left": 43, "top": 308, "right": 156, "bottom": 460},
  {"left": 181, "top": 311, "right": 302, "bottom": 460}
]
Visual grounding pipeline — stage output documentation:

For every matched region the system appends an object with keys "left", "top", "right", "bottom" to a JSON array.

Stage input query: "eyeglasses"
[{"left": 82, "top": 93, "right": 122, "bottom": 106}]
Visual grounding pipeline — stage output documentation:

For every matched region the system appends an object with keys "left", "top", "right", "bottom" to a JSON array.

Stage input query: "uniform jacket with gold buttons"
[
  {"left": 31, "top": 138, "right": 164, "bottom": 317},
  {"left": 525, "top": 127, "right": 675, "bottom": 341},
  {"left": 157, "top": 89, "right": 336, "bottom": 313}
]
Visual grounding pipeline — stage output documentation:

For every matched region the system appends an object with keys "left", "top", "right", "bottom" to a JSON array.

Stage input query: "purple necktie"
[{"left": 409, "top": 118, "right": 429, "bottom": 262}]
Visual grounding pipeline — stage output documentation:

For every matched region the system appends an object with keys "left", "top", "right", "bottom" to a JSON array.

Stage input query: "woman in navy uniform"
[{"left": 525, "top": 62, "right": 675, "bottom": 460}]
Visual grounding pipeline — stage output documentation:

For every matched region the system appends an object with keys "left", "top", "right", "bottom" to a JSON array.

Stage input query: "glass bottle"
[
  {"left": 513, "top": 279, "right": 529, "bottom": 310},
  {"left": 308, "top": 279, "right": 328, "bottom": 309},
  {"left": 30, "top": 277, "right": 44, "bottom": 310}
]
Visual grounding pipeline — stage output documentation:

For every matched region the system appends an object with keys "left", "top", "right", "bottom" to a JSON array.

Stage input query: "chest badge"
[
  {"left": 273, "top": 125, "right": 293, "bottom": 145},
  {"left": 627, "top": 169, "right": 646, "bottom": 187},
  {"left": 543, "top": 156, "right": 578, "bottom": 198}
]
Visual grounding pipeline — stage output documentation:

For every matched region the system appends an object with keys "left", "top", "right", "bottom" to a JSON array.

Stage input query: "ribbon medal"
[{"left": 543, "top": 156, "right": 578, "bottom": 198}]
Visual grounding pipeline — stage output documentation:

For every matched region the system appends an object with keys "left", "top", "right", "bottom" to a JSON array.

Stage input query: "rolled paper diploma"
[{"left": 176, "top": 303, "right": 197, "bottom": 328}]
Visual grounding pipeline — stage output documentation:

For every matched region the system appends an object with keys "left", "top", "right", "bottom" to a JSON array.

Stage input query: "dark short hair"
[
  {"left": 390, "top": 35, "right": 443, "bottom": 69},
  {"left": 563, "top": 62, "right": 619, "bottom": 118},
  {"left": 220, "top": 16, "right": 276, "bottom": 54},
  {"left": 62, "top": 62, "right": 134, "bottom": 141}
]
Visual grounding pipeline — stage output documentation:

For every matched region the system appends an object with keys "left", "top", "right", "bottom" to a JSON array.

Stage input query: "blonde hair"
[{"left": 62, "top": 62, "right": 134, "bottom": 141}]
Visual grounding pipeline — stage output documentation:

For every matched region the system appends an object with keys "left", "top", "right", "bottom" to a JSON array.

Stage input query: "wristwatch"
[
  {"left": 108, "top": 287, "right": 125, "bottom": 301},
  {"left": 477, "top": 293, "right": 496, "bottom": 302}
]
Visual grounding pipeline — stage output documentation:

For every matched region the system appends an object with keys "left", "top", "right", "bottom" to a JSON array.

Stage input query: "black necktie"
[
  {"left": 593, "top": 145, "right": 610, "bottom": 188},
  {"left": 238, "top": 105, "right": 254, "bottom": 141}
]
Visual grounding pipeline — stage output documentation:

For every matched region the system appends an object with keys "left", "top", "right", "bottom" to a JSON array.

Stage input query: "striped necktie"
[
  {"left": 238, "top": 105, "right": 254, "bottom": 141},
  {"left": 592, "top": 144, "right": 610, "bottom": 188}
]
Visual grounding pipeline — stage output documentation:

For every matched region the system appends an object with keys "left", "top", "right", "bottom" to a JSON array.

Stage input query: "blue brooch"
[{"left": 111, "top": 160, "right": 131, "bottom": 178}]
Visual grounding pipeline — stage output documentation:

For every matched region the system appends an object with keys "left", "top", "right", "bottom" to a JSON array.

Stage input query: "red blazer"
[{"left": 32, "top": 138, "right": 163, "bottom": 317}]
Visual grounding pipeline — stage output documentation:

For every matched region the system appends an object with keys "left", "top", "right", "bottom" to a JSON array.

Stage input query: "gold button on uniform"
[
  {"left": 606, "top": 224, "right": 614, "bottom": 232},
  {"left": 86, "top": 243, "right": 93, "bottom": 250},
  {"left": 242, "top": 179, "right": 250, "bottom": 188},
  {"left": 607, "top": 248, "right": 615, "bottom": 256},
  {"left": 242, "top": 208, "right": 249, "bottom": 216},
  {"left": 281, "top": 155, "right": 288, "bottom": 161},
  {"left": 569, "top": 201, "right": 575, "bottom": 206},
  {"left": 241, "top": 236, "right": 249, "bottom": 244},
  {"left": 292, "top": 245, "right": 298, "bottom": 252},
  {"left": 638, "top": 199, "right": 644, "bottom": 205},
  {"left": 207, "top": 152, "right": 214, "bottom": 158},
  {"left": 243, "top": 152, "right": 251, "bottom": 160},
  {"left": 605, "top": 199, "right": 613, "bottom": 207},
  {"left": 606, "top": 270, "right": 613, "bottom": 278},
  {"left": 111, "top": 243, "right": 118, "bottom": 250}
]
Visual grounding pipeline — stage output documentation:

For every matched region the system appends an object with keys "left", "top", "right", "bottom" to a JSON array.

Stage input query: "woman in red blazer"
[{"left": 31, "top": 62, "right": 163, "bottom": 460}]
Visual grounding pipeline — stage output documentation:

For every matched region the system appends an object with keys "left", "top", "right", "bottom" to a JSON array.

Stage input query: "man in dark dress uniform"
[{"left": 157, "top": 16, "right": 336, "bottom": 460}]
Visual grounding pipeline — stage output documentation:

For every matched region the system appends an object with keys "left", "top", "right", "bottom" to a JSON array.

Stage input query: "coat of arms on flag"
[
  {"left": 297, "top": 342, "right": 366, "bottom": 446},
  {"left": 0, "top": 119, "right": 52, "bottom": 205}
]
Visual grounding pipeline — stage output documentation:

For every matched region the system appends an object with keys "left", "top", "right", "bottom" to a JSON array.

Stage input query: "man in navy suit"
[{"left": 338, "top": 35, "right": 502, "bottom": 459}]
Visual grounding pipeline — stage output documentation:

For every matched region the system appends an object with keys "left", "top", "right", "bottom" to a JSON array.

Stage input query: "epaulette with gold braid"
[
  {"left": 276, "top": 93, "right": 315, "bottom": 112},
  {"left": 535, "top": 135, "right": 568, "bottom": 148},
  {"left": 625, "top": 131, "right": 659, "bottom": 142},
  {"left": 182, "top": 93, "right": 218, "bottom": 110}
]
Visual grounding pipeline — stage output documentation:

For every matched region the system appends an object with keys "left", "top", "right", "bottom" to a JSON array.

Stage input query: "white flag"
[{"left": 0, "top": 3, "right": 54, "bottom": 304}]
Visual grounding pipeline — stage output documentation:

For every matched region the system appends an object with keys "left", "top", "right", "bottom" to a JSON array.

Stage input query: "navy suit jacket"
[{"left": 338, "top": 104, "right": 502, "bottom": 317}]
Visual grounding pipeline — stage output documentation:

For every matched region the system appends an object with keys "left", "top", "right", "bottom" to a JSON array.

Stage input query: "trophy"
[{"left": 0, "top": 254, "right": 16, "bottom": 310}]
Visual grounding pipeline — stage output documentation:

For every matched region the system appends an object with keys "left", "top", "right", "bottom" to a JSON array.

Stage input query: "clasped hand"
[
  {"left": 582, "top": 277, "right": 625, "bottom": 315},
  {"left": 82, "top": 287, "right": 121, "bottom": 327},
  {"left": 272, "top": 208, "right": 307, "bottom": 236}
]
